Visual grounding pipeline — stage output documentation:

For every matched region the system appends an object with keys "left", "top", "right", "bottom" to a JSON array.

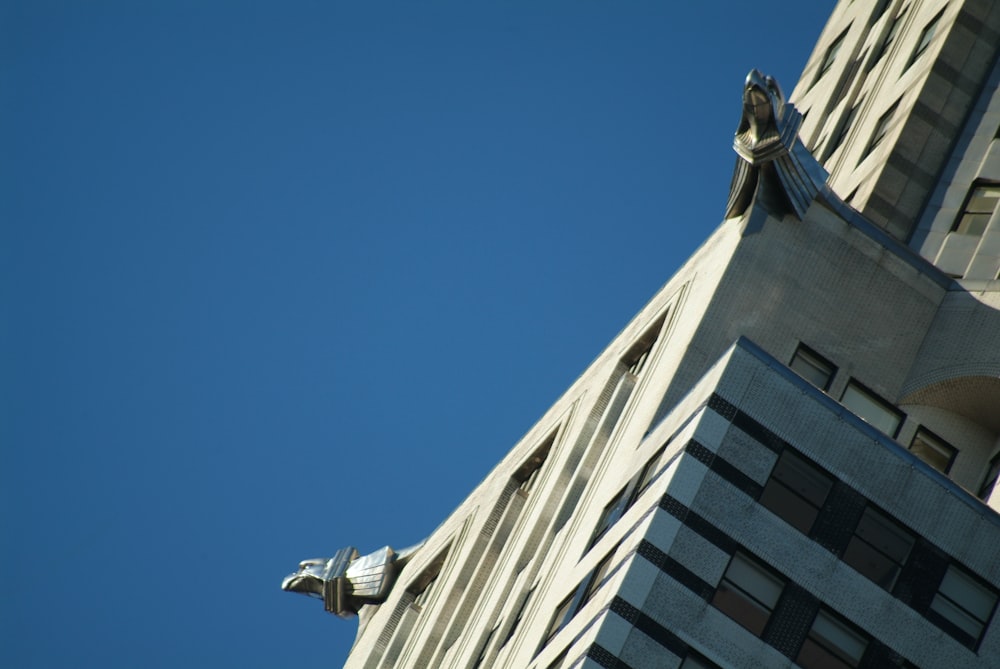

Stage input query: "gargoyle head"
[
  {"left": 724, "top": 69, "right": 826, "bottom": 221},
  {"left": 282, "top": 543, "right": 423, "bottom": 618},
  {"left": 281, "top": 557, "right": 339, "bottom": 600},
  {"left": 737, "top": 69, "right": 785, "bottom": 144}
]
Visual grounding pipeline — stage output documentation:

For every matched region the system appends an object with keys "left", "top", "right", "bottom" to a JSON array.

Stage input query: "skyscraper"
[{"left": 282, "top": 1, "right": 1000, "bottom": 667}]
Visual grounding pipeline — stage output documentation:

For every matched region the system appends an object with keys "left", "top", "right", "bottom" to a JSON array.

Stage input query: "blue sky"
[{"left": 2, "top": 2, "right": 834, "bottom": 666}]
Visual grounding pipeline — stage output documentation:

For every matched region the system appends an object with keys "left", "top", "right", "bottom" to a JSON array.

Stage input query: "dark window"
[
  {"left": 680, "top": 652, "right": 722, "bottom": 668},
  {"left": 907, "top": 10, "right": 945, "bottom": 69},
  {"left": 908, "top": 427, "right": 957, "bottom": 474},
  {"left": 872, "top": 8, "right": 906, "bottom": 64},
  {"left": 978, "top": 453, "right": 1000, "bottom": 499},
  {"left": 586, "top": 447, "right": 667, "bottom": 552},
  {"left": 815, "top": 28, "right": 850, "bottom": 84},
  {"left": 790, "top": 344, "right": 837, "bottom": 391},
  {"left": 542, "top": 593, "right": 576, "bottom": 646},
  {"left": 712, "top": 552, "right": 785, "bottom": 636},
  {"left": 632, "top": 445, "right": 667, "bottom": 501},
  {"left": 545, "top": 648, "right": 569, "bottom": 669},
  {"left": 515, "top": 434, "right": 555, "bottom": 493},
  {"left": 472, "top": 624, "right": 499, "bottom": 669},
  {"left": 928, "top": 564, "right": 999, "bottom": 649},
  {"left": 588, "top": 487, "right": 627, "bottom": 549},
  {"left": 501, "top": 585, "right": 535, "bottom": 647},
  {"left": 577, "top": 550, "right": 616, "bottom": 609},
  {"left": 623, "top": 312, "right": 666, "bottom": 376},
  {"left": 872, "top": 0, "right": 891, "bottom": 21},
  {"left": 842, "top": 506, "right": 914, "bottom": 590},
  {"left": 541, "top": 548, "right": 619, "bottom": 647},
  {"left": 826, "top": 98, "right": 863, "bottom": 159},
  {"left": 953, "top": 181, "right": 1000, "bottom": 236},
  {"left": 840, "top": 380, "right": 904, "bottom": 438},
  {"left": 759, "top": 451, "right": 834, "bottom": 535},
  {"left": 861, "top": 100, "right": 899, "bottom": 160},
  {"left": 797, "top": 609, "right": 869, "bottom": 669}
]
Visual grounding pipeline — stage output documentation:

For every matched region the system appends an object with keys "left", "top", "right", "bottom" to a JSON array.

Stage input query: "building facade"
[{"left": 282, "top": 1, "right": 1000, "bottom": 667}]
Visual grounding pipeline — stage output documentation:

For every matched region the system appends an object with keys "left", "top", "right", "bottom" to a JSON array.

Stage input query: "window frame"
[
  {"left": 861, "top": 100, "right": 900, "bottom": 161},
  {"left": 872, "top": 7, "right": 906, "bottom": 64},
  {"left": 841, "top": 505, "right": 915, "bottom": 591},
  {"left": 928, "top": 563, "right": 999, "bottom": 650},
  {"left": 712, "top": 551, "right": 786, "bottom": 637},
  {"left": 906, "top": 9, "right": 945, "bottom": 70},
  {"left": 839, "top": 379, "right": 905, "bottom": 438},
  {"left": 814, "top": 27, "right": 851, "bottom": 85},
  {"left": 758, "top": 450, "right": 835, "bottom": 536},
  {"left": 952, "top": 180, "right": 1000, "bottom": 236},
  {"left": 908, "top": 426, "right": 958, "bottom": 474},
  {"left": 978, "top": 452, "right": 1000, "bottom": 499},
  {"left": 797, "top": 608, "right": 870, "bottom": 669},
  {"left": 789, "top": 343, "right": 838, "bottom": 391}
]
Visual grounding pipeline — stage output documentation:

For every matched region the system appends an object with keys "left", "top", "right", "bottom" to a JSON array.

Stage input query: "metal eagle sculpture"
[
  {"left": 282, "top": 543, "right": 422, "bottom": 618},
  {"left": 724, "top": 69, "right": 828, "bottom": 221}
]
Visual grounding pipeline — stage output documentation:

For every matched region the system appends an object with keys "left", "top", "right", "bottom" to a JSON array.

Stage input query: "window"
[
  {"left": 842, "top": 506, "right": 914, "bottom": 590},
  {"left": 542, "top": 593, "right": 576, "bottom": 646},
  {"left": 759, "top": 450, "right": 834, "bottom": 535},
  {"left": 588, "top": 487, "right": 627, "bottom": 549},
  {"left": 712, "top": 552, "right": 785, "bottom": 636},
  {"left": 908, "top": 427, "right": 957, "bottom": 474},
  {"left": 928, "top": 564, "right": 999, "bottom": 649},
  {"left": 633, "top": 446, "right": 666, "bottom": 498},
  {"left": 501, "top": 585, "right": 535, "bottom": 647},
  {"left": 576, "top": 549, "right": 617, "bottom": 610},
  {"left": 623, "top": 312, "right": 666, "bottom": 376},
  {"left": 826, "top": 98, "right": 863, "bottom": 159},
  {"left": 797, "top": 609, "right": 869, "bottom": 669},
  {"left": 861, "top": 101, "right": 899, "bottom": 160},
  {"left": 586, "top": 446, "right": 666, "bottom": 551},
  {"left": 872, "top": 8, "right": 906, "bottom": 64},
  {"left": 815, "top": 28, "right": 850, "bottom": 84},
  {"left": 978, "top": 453, "right": 1000, "bottom": 499},
  {"left": 680, "top": 652, "right": 722, "bottom": 668},
  {"left": 541, "top": 548, "right": 619, "bottom": 647},
  {"left": 907, "top": 10, "right": 944, "bottom": 69},
  {"left": 840, "top": 380, "right": 904, "bottom": 438},
  {"left": 472, "top": 624, "right": 499, "bottom": 669},
  {"left": 872, "top": 0, "right": 891, "bottom": 21},
  {"left": 790, "top": 344, "right": 837, "bottom": 391},
  {"left": 408, "top": 547, "right": 449, "bottom": 610},
  {"left": 953, "top": 181, "right": 1000, "bottom": 236}
]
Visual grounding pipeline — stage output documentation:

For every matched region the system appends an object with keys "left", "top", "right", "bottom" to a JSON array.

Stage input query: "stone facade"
[{"left": 316, "top": 1, "right": 1000, "bottom": 667}]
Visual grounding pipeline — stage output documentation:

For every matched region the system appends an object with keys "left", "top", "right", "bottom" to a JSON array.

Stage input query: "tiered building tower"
[{"left": 282, "top": 1, "right": 1000, "bottom": 667}]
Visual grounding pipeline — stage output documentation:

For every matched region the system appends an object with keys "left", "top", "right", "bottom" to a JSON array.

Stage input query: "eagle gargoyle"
[
  {"left": 724, "top": 69, "right": 828, "bottom": 221},
  {"left": 282, "top": 543, "right": 422, "bottom": 618}
]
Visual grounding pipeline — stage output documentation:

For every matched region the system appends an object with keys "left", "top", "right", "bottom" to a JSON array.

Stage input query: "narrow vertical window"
[
  {"left": 872, "top": 8, "right": 906, "bottom": 64},
  {"left": 861, "top": 100, "right": 900, "bottom": 160},
  {"left": 825, "top": 97, "right": 863, "bottom": 159},
  {"left": 815, "top": 28, "right": 850, "bottom": 84},
  {"left": 501, "top": 585, "right": 535, "bottom": 647},
  {"left": 907, "top": 10, "right": 945, "bottom": 69},
  {"left": 587, "top": 487, "right": 627, "bottom": 550}
]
